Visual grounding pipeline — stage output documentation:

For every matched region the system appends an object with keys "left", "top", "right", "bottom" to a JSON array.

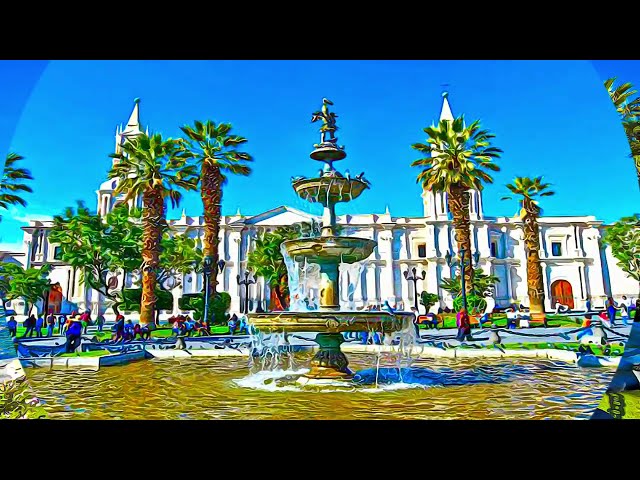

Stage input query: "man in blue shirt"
[
  {"left": 6, "top": 316, "right": 17, "bottom": 337},
  {"left": 65, "top": 317, "right": 83, "bottom": 353},
  {"left": 34, "top": 315, "right": 44, "bottom": 338}
]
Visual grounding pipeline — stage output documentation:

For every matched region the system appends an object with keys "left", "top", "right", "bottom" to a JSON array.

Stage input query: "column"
[
  {"left": 573, "top": 225, "right": 581, "bottom": 257},
  {"left": 366, "top": 263, "right": 376, "bottom": 305},
  {"left": 228, "top": 232, "right": 242, "bottom": 313},
  {"left": 172, "top": 285, "right": 182, "bottom": 315},
  {"left": 438, "top": 224, "right": 451, "bottom": 258},
  {"left": 399, "top": 262, "right": 411, "bottom": 310},
  {"left": 540, "top": 261, "right": 550, "bottom": 311},
  {"left": 577, "top": 265, "right": 586, "bottom": 303},
  {"left": 586, "top": 229, "right": 607, "bottom": 306},
  {"left": 398, "top": 230, "right": 409, "bottom": 260},
  {"left": 426, "top": 224, "right": 437, "bottom": 257},
  {"left": 380, "top": 231, "right": 395, "bottom": 303},
  {"left": 505, "top": 263, "right": 514, "bottom": 302},
  {"left": 539, "top": 229, "right": 547, "bottom": 259},
  {"left": 353, "top": 266, "right": 364, "bottom": 308},
  {"left": 477, "top": 224, "right": 491, "bottom": 259},
  {"left": 340, "top": 265, "right": 349, "bottom": 306}
]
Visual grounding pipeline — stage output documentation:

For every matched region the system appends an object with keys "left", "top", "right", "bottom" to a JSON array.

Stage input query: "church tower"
[
  {"left": 96, "top": 99, "right": 146, "bottom": 216},
  {"left": 421, "top": 93, "right": 484, "bottom": 221}
]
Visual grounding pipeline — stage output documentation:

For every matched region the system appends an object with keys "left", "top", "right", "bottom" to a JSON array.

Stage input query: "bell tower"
[
  {"left": 421, "top": 92, "right": 484, "bottom": 220},
  {"left": 96, "top": 98, "right": 146, "bottom": 215}
]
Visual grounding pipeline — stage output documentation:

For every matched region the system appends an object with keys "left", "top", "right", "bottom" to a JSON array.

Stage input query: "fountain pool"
[{"left": 24, "top": 354, "right": 611, "bottom": 419}]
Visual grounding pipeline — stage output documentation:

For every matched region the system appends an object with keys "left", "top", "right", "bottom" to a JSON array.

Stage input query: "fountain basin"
[
  {"left": 247, "top": 311, "right": 414, "bottom": 334},
  {"left": 247, "top": 311, "right": 414, "bottom": 380},
  {"left": 310, "top": 145, "right": 347, "bottom": 162},
  {"left": 283, "top": 236, "right": 376, "bottom": 265},
  {"left": 292, "top": 177, "right": 368, "bottom": 205}
]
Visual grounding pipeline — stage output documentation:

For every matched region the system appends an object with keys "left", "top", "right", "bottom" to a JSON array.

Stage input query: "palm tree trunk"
[
  {"left": 140, "top": 186, "right": 165, "bottom": 326},
  {"left": 447, "top": 185, "right": 474, "bottom": 294},
  {"left": 201, "top": 161, "right": 223, "bottom": 322},
  {"left": 522, "top": 198, "right": 546, "bottom": 319}
]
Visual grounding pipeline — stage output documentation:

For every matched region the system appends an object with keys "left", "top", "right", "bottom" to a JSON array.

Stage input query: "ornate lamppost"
[
  {"left": 403, "top": 267, "right": 426, "bottom": 312},
  {"left": 445, "top": 248, "right": 480, "bottom": 312},
  {"left": 237, "top": 270, "right": 256, "bottom": 314},
  {"left": 202, "top": 258, "right": 226, "bottom": 324}
]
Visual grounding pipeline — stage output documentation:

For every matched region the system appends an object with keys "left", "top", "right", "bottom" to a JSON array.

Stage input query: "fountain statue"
[{"left": 248, "top": 99, "right": 414, "bottom": 381}]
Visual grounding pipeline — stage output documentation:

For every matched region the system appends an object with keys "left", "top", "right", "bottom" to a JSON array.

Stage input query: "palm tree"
[
  {"left": 411, "top": 115, "right": 502, "bottom": 294},
  {"left": 604, "top": 77, "right": 640, "bottom": 188},
  {"left": 109, "top": 133, "right": 199, "bottom": 326},
  {"left": 179, "top": 120, "right": 253, "bottom": 321},
  {"left": 0, "top": 153, "right": 33, "bottom": 219},
  {"left": 502, "top": 176, "right": 555, "bottom": 321}
]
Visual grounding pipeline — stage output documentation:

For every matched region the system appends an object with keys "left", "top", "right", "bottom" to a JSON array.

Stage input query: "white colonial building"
[{"left": 11, "top": 96, "right": 638, "bottom": 318}]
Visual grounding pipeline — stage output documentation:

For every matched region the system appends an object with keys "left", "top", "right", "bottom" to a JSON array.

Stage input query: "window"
[
  {"left": 551, "top": 242, "right": 562, "bottom": 257},
  {"left": 53, "top": 246, "right": 63, "bottom": 261},
  {"left": 490, "top": 241, "right": 498, "bottom": 258},
  {"left": 417, "top": 243, "right": 427, "bottom": 258}
]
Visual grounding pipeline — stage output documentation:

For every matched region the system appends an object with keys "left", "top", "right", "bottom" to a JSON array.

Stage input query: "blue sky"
[{"left": 0, "top": 60, "right": 638, "bottom": 251}]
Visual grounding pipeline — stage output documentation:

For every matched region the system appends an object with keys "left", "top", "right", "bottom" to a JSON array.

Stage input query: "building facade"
[{"left": 12, "top": 97, "right": 638, "bottom": 318}]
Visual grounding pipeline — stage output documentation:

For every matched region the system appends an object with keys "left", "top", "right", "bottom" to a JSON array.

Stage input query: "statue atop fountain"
[
  {"left": 248, "top": 98, "right": 414, "bottom": 381},
  {"left": 310, "top": 98, "right": 346, "bottom": 166}
]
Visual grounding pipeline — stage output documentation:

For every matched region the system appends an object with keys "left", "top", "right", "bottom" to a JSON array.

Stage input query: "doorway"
[{"left": 550, "top": 280, "right": 574, "bottom": 309}]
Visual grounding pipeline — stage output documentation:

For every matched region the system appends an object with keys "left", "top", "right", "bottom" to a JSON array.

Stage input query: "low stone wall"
[{"left": 20, "top": 350, "right": 149, "bottom": 370}]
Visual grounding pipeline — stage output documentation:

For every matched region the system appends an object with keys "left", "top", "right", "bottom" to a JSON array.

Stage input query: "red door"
[{"left": 550, "top": 280, "right": 574, "bottom": 309}]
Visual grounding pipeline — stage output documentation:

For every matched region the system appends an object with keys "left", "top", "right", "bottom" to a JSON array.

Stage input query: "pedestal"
[
  {"left": 305, "top": 333, "right": 353, "bottom": 379},
  {"left": 319, "top": 262, "right": 340, "bottom": 311}
]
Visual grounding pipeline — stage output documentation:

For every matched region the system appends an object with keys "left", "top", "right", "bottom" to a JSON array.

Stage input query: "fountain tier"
[{"left": 292, "top": 177, "right": 368, "bottom": 206}]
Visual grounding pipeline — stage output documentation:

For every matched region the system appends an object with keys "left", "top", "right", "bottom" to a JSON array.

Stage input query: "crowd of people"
[
  {"left": 4, "top": 296, "right": 639, "bottom": 354},
  {"left": 168, "top": 315, "right": 213, "bottom": 337}
]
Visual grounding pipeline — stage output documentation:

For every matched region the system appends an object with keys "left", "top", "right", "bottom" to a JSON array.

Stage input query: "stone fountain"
[{"left": 248, "top": 98, "right": 414, "bottom": 380}]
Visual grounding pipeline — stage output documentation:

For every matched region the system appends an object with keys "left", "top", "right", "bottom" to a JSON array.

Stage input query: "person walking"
[
  {"left": 22, "top": 314, "right": 36, "bottom": 338},
  {"left": 65, "top": 316, "right": 83, "bottom": 353},
  {"left": 606, "top": 297, "right": 619, "bottom": 327},
  {"left": 79, "top": 310, "right": 92, "bottom": 334},
  {"left": 112, "top": 315, "right": 125, "bottom": 342},
  {"left": 6, "top": 316, "right": 17, "bottom": 337},
  {"left": 46, "top": 313, "right": 55, "bottom": 337},
  {"left": 620, "top": 296, "right": 632, "bottom": 325},
  {"left": 456, "top": 308, "right": 473, "bottom": 342},
  {"left": 228, "top": 314, "right": 238, "bottom": 336},
  {"left": 124, "top": 320, "right": 135, "bottom": 341},
  {"left": 34, "top": 315, "right": 44, "bottom": 338},
  {"left": 96, "top": 314, "right": 105, "bottom": 333},
  {"left": 58, "top": 314, "right": 67, "bottom": 335}
]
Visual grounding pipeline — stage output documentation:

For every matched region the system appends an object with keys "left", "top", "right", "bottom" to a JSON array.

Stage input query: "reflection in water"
[{"left": 26, "top": 354, "right": 612, "bottom": 420}]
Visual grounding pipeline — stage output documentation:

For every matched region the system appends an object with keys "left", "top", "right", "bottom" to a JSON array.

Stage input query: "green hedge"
[
  {"left": 121, "top": 288, "right": 173, "bottom": 312},
  {"left": 178, "top": 291, "right": 231, "bottom": 324}
]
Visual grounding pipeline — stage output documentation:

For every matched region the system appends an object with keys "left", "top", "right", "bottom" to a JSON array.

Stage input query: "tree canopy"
[
  {"left": 604, "top": 77, "right": 640, "bottom": 188},
  {"left": 411, "top": 115, "right": 502, "bottom": 193},
  {"left": 0, "top": 153, "right": 33, "bottom": 221},
  {"left": 440, "top": 269, "right": 500, "bottom": 299},
  {"left": 0, "top": 262, "right": 51, "bottom": 315},
  {"left": 603, "top": 215, "right": 640, "bottom": 285}
]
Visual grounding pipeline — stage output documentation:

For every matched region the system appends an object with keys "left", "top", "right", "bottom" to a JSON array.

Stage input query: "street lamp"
[
  {"left": 237, "top": 270, "right": 256, "bottom": 314},
  {"left": 403, "top": 267, "right": 426, "bottom": 312},
  {"left": 445, "top": 248, "right": 480, "bottom": 312},
  {"left": 202, "top": 258, "right": 226, "bottom": 324}
]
